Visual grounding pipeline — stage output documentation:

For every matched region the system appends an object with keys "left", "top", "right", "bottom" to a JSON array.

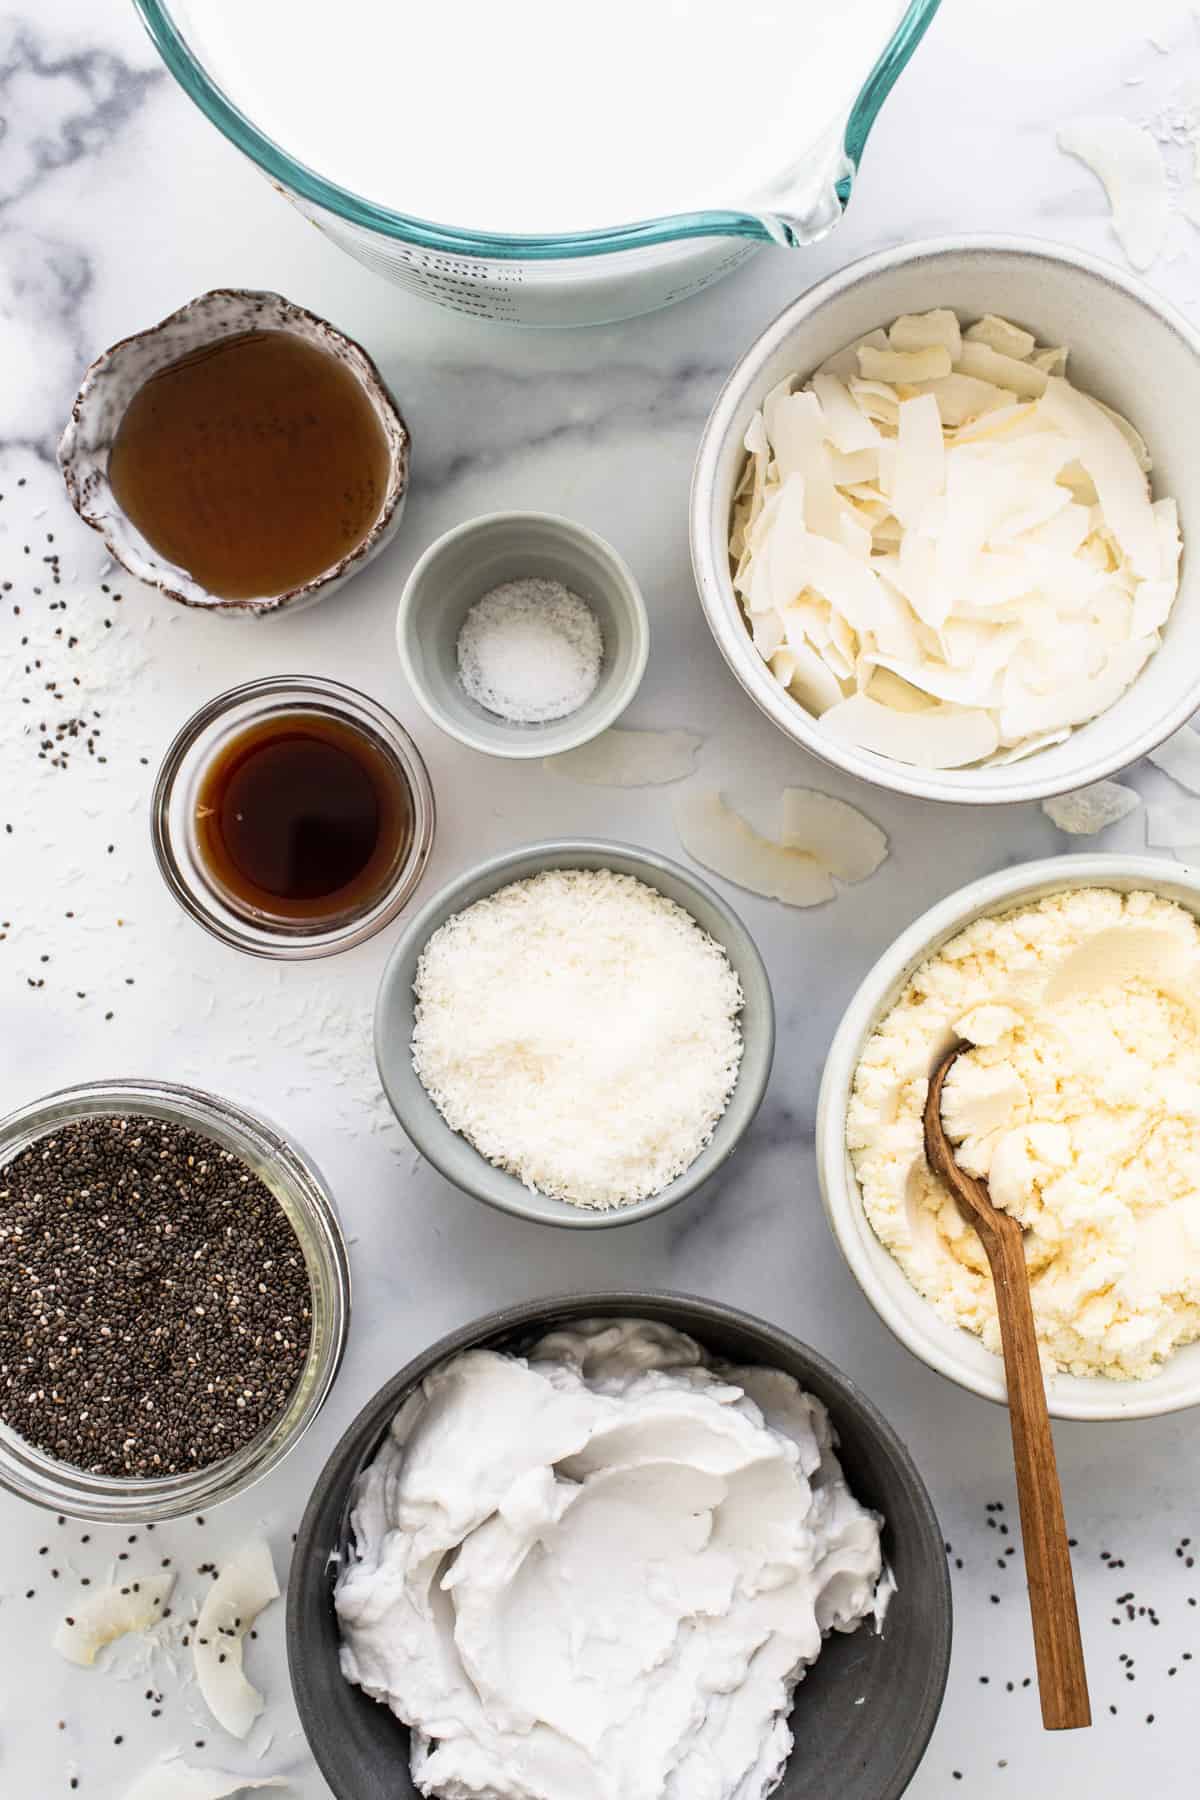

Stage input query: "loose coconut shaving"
[
  {"left": 193, "top": 1540, "right": 279, "bottom": 1739},
  {"left": 53, "top": 1572, "right": 175, "bottom": 1667},
  {"left": 1147, "top": 794, "right": 1200, "bottom": 855},
  {"left": 545, "top": 727, "right": 702, "bottom": 786},
  {"left": 1041, "top": 781, "right": 1140, "bottom": 835},
  {"left": 1058, "top": 118, "right": 1170, "bottom": 270},
  {"left": 1148, "top": 724, "right": 1200, "bottom": 794},
  {"left": 674, "top": 787, "right": 887, "bottom": 908},
  {"left": 122, "top": 1758, "right": 285, "bottom": 1799},
  {"left": 731, "top": 311, "right": 1180, "bottom": 769}
]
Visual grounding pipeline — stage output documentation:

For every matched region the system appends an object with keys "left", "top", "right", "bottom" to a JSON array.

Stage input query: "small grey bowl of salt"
[{"left": 395, "top": 510, "right": 649, "bottom": 758}]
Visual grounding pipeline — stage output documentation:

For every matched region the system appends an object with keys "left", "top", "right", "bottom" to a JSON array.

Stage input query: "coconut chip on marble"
[
  {"left": 193, "top": 1540, "right": 279, "bottom": 1739},
  {"left": 674, "top": 786, "right": 886, "bottom": 907},
  {"left": 1041, "top": 781, "right": 1140, "bottom": 835},
  {"left": 544, "top": 727, "right": 702, "bottom": 786},
  {"left": 1057, "top": 117, "right": 1170, "bottom": 269},
  {"left": 122, "top": 1757, "right": 285, "bottom": 1800},
  {"left": 53, "top": 1572, "right": 176, "bottom": 1667},
  {"left": 1148, "top": 723, "right": 1200, "bottom": 793}
]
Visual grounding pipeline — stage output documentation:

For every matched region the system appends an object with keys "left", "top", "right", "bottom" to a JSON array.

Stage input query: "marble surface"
[{"left": 4, "top": 0, "right": 1200, "bottom": 1794}]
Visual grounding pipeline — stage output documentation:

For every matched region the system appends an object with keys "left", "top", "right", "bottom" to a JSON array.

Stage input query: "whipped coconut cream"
[
  {"left": 335, "top": 1319, "right": 886, "bottom": 1800},
  {"left": 849, "top": 887, "right": 1200, "bottom": 1379}
]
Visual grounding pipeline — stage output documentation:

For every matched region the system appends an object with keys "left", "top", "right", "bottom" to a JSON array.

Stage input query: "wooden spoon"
[{"left": 924, "top": 1043, "right": 1091, "bottom": 1732}]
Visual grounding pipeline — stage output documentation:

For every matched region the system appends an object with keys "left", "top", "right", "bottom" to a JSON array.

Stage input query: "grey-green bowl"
[
  {"left": 287, "top": 1290, "right": 953, "bottom": 1800},
  {"left": 395, "top": 510, "right": 649, "bottom": 758},
  {"left": 373, "top": 839, "right": 774, "bottom": 1227}
]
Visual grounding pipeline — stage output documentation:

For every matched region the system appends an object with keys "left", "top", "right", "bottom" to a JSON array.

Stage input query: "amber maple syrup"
[
  {"left": 108, "top": 330, "right": 390, "bottom": 600},
  {"left": 195, "top": 712, "right": 413, "bottom": 924}
]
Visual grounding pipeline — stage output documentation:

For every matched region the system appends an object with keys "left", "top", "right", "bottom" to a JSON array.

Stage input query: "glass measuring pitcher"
[{"left": 134, "top": 0, "right": 942, "bottom": 328}]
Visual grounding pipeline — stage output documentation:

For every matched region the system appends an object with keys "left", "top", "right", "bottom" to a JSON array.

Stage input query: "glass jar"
[
  {"left": 0, "top": 1079, "right": 351, "bottom": 1522},
  {"left": 152, "top": 674, "right": 436, "bottom": 959}
]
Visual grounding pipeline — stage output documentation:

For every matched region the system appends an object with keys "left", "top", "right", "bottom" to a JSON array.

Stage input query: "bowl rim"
[
  {"left": 690, "top": 231, "right": 1200, "bottom": 805},
  {"left": 816, "top": 852, "right": 1200, "bottom": 1421},
  {"left": 373, "top": 837, "right": 775, "bottom": 1226},
  {"left": 287, "top": 1287, "right": 953, "bottom": 1800},
  {"left": 57, "top": 286, "right": 411, "bottom": 615},
  {"left": 395, "top": 510, "right": 651, "bottom": 759}
]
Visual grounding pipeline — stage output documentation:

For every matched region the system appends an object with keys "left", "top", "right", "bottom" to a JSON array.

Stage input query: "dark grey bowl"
[
  {"left": 288, "top": 1291, "right": 951, "bottom": 1800},
  {"left": 374, "top": 840, "right": 775, "bottom": 1228}
]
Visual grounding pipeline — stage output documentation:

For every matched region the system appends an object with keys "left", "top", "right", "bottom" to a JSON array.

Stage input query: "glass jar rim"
[
  {"left": 0, "top": 1078, "right": 351, "bottom": 1522},
  {"left": 151, "top": 674, "right": 436, "bottom": 960},
  {"left": 132, "top": 0, "right": 942, "bottom": 260}
]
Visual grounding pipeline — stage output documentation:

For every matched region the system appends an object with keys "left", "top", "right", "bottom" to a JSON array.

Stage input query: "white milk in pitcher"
[{"left": 170, "top": 0, "right": 909, "bottom": 235}]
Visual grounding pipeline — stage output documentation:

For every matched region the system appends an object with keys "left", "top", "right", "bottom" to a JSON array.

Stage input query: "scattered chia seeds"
[{"left": 0, "top": 1113, "right": 312, "bottom": 1476}]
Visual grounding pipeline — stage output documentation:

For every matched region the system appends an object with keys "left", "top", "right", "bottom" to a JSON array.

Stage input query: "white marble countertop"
[{"left": 5, "top": 1, "right": 1200, "bottom": 1794}]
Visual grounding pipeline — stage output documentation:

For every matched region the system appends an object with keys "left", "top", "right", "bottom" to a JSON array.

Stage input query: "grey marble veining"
[{"left": 4, "top": 1, "right": 1200, "bottom": 1796}]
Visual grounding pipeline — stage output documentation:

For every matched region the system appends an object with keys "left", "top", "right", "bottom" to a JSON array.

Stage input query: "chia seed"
[{"left": 0, "top": 1113, "right": 312, "bottom": 1476}]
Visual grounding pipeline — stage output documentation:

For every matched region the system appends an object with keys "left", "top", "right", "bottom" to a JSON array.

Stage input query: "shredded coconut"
[
  {"left": 410, "top": 868, "right": 744, "bottom": 1208},
  {"left": 456, "top": 577, "right": 602, "bottom": 723}
]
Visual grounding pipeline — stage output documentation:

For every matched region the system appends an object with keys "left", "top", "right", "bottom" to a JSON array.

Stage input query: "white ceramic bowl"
[
  {"left": 817, "top": 853, "right": 1200, "bottom": 1422},
  {"left": 691, "top": 235, "right": 1200, "bottom": 804},
  {"left": 396, "top": 511, "right": 649, "bottom": 759}
]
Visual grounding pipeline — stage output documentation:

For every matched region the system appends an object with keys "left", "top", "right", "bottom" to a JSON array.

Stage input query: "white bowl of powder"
[
  {"left": 396, "top": 511, "right": 649, "bottom": 759},
  {"left": 374, "top": 839, "right": 775, "bottom": 1227},
  {"left": 817, "top": 853, "right": 1200, "bottom": 1421}
]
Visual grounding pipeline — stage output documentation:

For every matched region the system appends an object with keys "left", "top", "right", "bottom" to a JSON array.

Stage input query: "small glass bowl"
[
  {"left": 152, "top": 675, "right": 436, "bottom": 958},
  {"left": 0, "top": 1079, "right": 352, "bottom": 1522}
]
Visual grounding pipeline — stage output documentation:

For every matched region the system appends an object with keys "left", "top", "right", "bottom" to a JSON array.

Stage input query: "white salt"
[{"left": 456, "top": 577, "right": 603, "bottom": 724}]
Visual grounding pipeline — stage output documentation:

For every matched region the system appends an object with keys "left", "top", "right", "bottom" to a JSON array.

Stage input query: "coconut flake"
[
  {"left": 1038, "top": 378, "right": 1159, "bottom": 578},
  {"left": 891, "top": 394, "right": 945, "bottom": 528},
  {"left": 1058, "top": 117, "right": 1169, "bottom": 270},
  {"left": 815, "top": 327, "right": 889, "bottom": 385},
  {"left": 122, "top": 1757, "right": 286, "bottom": 1800},
  {"left": 193, "top": 1541, "right": 279, "bottom": 1739},
  {"left": 913, "top": 374, "right": 1014, "bottom": 428},
  {"left": 954, "top": 340, "right": 1048, "bottom": 400},
  {"left": 1147, "top": 793, "right": 1200, "bottom": 849},
  {"left": 983, "top": 728, "right": 1071, "bottom": 765},
  {"left": 778, "top": 636, "right": 847, "bottom": 714},
  {"left": 546, "top": 728, "right": 702, "bottom": 787},
  {"left": 1041, "top": 781, "right": 1140, "bottom": 834},
  {"left": 888, "top": 310, "right": 963, "bottom": 358},
  {"left": 964, "top": 315, "right": 1037, "bottom": 360},
  {"left": 778, "top": 789, "right": 888, "bottom": 881},
  {"left": 673, "top": 788, "right": 834, "bottom": 907},
  {"left": 54, "top": 1573, "right": 175, "bottom": 1667},
  {"left": 998, "top": 636, "right": 1155, "bottom": 740},
  {"left": 809, "top": 372, "right": 883, "bottom": 455},
  {"left": 858, "top": 344, "right": 953, "bottom": 385},
  {"left": 822, "top": 693, "right": 999, "bottom": 767},
  {"left": 1148, "top": 724, "right": 1200, "bottom": 793}
]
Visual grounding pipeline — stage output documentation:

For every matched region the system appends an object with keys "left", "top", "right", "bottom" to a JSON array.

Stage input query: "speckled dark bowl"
[{"left": 288, "top": 1291, "right": 951, "bottom": 1800}]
